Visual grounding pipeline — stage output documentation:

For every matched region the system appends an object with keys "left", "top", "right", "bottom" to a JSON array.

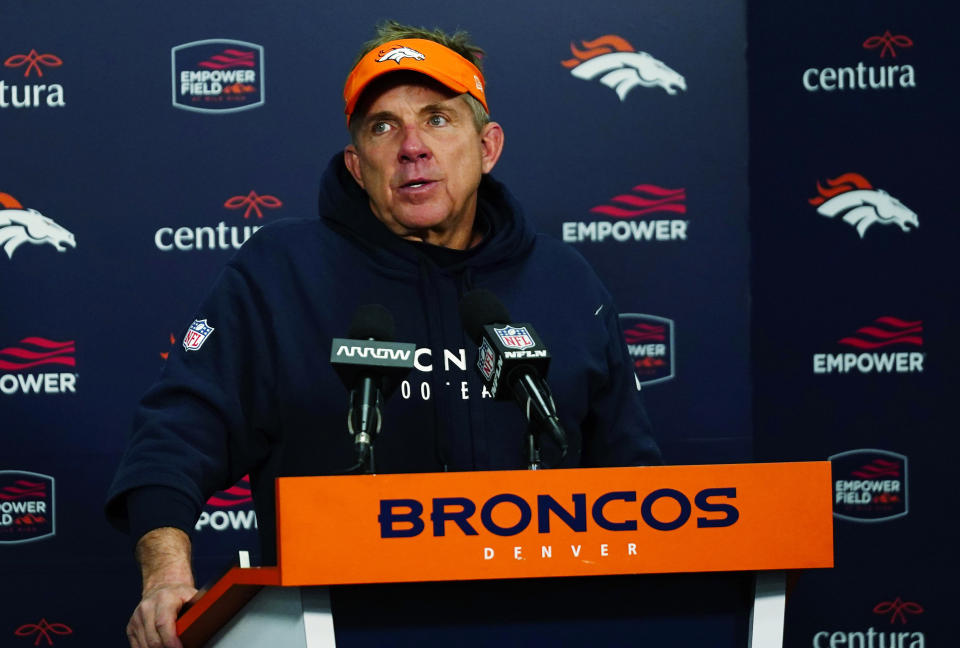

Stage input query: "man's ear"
[
  {"left": 479, "top": 121, "right": 505, "bottom": 174},
  {"left": 343, "top": 144, "right": 366, "bottom": 189}
]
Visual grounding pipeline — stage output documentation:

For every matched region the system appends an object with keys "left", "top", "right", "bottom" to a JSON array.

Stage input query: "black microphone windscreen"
[
  {"left": 459, "top": 289, "right": 512, "bottom": 343},
  {"left": 349, "top": 304, "right": 395, "bottom": 341}
]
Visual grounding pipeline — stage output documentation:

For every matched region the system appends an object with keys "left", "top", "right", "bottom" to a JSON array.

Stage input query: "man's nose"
[{"left": 398, "top": 126, "right": 431, "bottom": 162}]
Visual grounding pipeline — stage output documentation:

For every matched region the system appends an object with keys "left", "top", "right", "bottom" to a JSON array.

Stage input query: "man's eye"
[
  {"left": 428, "top": 114, "right": 448, "bottom": 126},
  {"left": 372, "top": 122, "right": 392, "bottom": 134}
]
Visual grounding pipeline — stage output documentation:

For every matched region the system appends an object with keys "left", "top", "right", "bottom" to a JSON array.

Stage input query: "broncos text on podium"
[{"left": 275, "top": 463, "right": 833, "bottom": 584}]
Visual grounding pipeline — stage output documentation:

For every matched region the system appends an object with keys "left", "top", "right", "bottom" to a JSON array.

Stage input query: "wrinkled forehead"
[{"left": 350, "top": 71, "right": 464, "bottom": 123}]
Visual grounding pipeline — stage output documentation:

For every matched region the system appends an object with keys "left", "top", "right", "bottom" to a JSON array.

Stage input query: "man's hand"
[{"left": 126, "top": 527, "right": 197, "bottom": 648}]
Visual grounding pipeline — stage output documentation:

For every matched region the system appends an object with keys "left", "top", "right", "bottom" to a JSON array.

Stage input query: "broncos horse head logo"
[
  {"left": 0, "top": 192, "right": 76, "bottom": 259},
  {"left": 563, "top": 35, "right": 686, "bottom": 99},
  {"left": 377, "top": 46, "right": 426, "bottom": 65},
  {"left": 809, "top": 174, "right": 918, "bottom": 238}
]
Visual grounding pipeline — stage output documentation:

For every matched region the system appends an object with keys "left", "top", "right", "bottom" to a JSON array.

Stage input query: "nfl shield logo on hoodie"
[{"left": 183, "top": 319, "right": 215, "bottom": 351}]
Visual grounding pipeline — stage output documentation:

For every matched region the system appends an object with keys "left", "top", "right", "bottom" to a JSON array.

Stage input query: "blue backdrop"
[{"left": 1, "top": 0, "right": 948, "bottom": 645}]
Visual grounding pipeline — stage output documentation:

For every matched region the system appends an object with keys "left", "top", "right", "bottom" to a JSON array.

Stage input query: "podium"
[{"left": 176, "top": 462, "right": 833, "bottom": 647}]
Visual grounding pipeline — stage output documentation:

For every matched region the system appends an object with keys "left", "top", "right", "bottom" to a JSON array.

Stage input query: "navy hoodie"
[{"left": 105, "top": 154, "right": 660, "bottom": 564}]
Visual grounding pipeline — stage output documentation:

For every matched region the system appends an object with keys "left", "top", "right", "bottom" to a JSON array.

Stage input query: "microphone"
[
  {"left": 330, "top": 304, "right": 415, "bottom": 470},
  {"left": 458, "top": 290, "right": 568, "bottom": 463}
]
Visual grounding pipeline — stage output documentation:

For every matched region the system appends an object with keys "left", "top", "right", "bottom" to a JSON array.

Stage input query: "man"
[{"left": 107, "top": 21, "right": 660, "bottom": 648}]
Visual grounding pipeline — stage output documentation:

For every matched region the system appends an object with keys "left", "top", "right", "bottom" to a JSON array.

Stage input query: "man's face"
[{"left": 344, "top": 78, "right": 504, "bottom": 249}]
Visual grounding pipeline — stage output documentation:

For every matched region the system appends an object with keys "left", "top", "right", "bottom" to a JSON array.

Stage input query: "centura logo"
[
  {"left": 14, "top": 619, "right": 73, "bottom": 645},
  {"left": 803, "top": 31, "right": 916, "bottom": 92},
  {"left": 874, "top": 597, "right": 923, "bottom": 625},
  {"left": 813, "top": 597, "right": 925, "bottom": 647},
  {"left": 2, "top": 49, "right": 65, "bottom": 109},
  {"left": 195, "top": 475, "right": 257, "bottom": 532},
  {"left": 809, "top": 173, "right": 917, "bottom": 238},
  {"left": 813, "top": 317, "right": 923, "bottom": 375},
  {"left": 562, "top": 35, "right": 686, "bottom": 99},
  {"left": 377, "top": 45, "right": 426, "bottom": 64},
  {"left": 224, "top": 190, "right": 282, "bottom": 220},
  {"left": 172, "top": 39, "right": 264, "bottom": 113},
  {"left": 863, "top": 31, "right": 914, "bottom": 59},
  {"left": 154, "top": 190, "right": 281, "bottom": 252},
  {"left": 563, "top": 184, "right": 688, "bottom": 243},
  {"left": 830, "top": 449, "right": 907, "bottom": 522},
  {"left": 619, "top": 314, "right": 675, "bottom": 387},
  {"left": 0, "top": 471, "right": 55, "bottom": 544},
  {"left": 0, "top": 192, "right": 76, "bottom": 259},
  {"left": 183, "top": 319, "right": 214, "bottom": 351},
  {"left": 0, "top": 337, "right": 77, "bottom": 396}
]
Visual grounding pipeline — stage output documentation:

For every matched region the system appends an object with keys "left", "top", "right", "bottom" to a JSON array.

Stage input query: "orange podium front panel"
[{"left": 275, "top": 462, "right": 833, "bottom": 586}]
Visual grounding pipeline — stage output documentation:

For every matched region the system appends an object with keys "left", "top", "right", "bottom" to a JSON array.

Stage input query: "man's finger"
[
  {"left": 155, "top": 613, "right": 184, "bottom": 648},
  {"left": 128, "top": 614, "right": 152, "bottom": 648},
  {"left": 134, "top": 602, "right": 165, "bottom": 648}
]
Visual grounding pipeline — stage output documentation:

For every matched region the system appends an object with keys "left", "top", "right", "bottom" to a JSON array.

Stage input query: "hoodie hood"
[{"left": 317, "top": 153, "right": 536, "bottom": 276}]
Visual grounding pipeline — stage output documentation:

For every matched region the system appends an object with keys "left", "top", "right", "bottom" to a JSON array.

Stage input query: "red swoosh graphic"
[
  {"left": 854, "top": 325, "right": 922, "bottom": 339},
  {"left": 612, "top": 194, "right": 686, "bottom": 208},
  {"left": 0, "top": 337, "right": 75, "bottom": 369},
  {"left": 874, "top": 316, "right": 921, "bottom": 328},
  {"left": 0, "top": 345, "right": 76, "bottom": 360},
  {"left": 591, "top": 204, "right": 687, "bottom": 219},
  {"left": 836, "top": 317, "right": 923, "bottom": 349},
  {"left": 624, "top": 324, "right": 666, "bottom": 343},
  {"left": 18, "top": 337, "right": 74, "bottom": 349},
  {"left": 199, "top": 49, "right": 256, "bottom": 69},
  {"left": 206, "top": 475, "right": 253, "bottom": 507},
  {"left": 838, "top": 336, "right": 922, "bottom": 349},
  {"left": 631, "top": 185, "right": 686, "bottom": 197},
  {"left": 852, "top": 460, "right": 900, "bottom": 479},
  {"left": 0, "top": 480, "right": 46, "bottom": 500},
  {"left": 592, "top": 185, "right": 686, "bottom": 219}
]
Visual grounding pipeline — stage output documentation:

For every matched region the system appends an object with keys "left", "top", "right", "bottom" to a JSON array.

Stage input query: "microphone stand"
[
  {"left": 347, "top": 380, "right": 381, "bottom": 474},
  {"left": 511, "top": 373, "right": 566, "bottom": 470},
  {"left": 526, "top": 434, "right": 541, "bottom": 471}
]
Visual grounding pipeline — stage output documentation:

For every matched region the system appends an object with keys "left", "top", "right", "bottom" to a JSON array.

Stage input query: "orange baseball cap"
[{"left": 344, "top": 38, "right": 488, "bottom": 123}]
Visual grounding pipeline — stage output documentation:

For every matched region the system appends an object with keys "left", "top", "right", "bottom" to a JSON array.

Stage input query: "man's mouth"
[{"left": 400, "top": 179, "right": 433, "bottom": 189}]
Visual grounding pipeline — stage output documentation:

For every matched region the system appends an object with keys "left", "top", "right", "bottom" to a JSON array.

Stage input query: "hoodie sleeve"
[
  {"left": 581, "top": 303, "right": 662, "bottom": 468},
  {"left": 104, "top": 257, "right": 277, "bottom": 536}
]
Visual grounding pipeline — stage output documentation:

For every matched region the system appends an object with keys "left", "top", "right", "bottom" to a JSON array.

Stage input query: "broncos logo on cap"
[
  {"left": 377, "top": 46, "right": 426, "bottom": 65},
  {"left": 809, "top": 174, "right": 918, "bottom": 238},
  {"left": 563, "top": 35, "right": 686, "bottom": 99},
  {"left": 0, "top": 192, "right": 76, "bottom": 259}
]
